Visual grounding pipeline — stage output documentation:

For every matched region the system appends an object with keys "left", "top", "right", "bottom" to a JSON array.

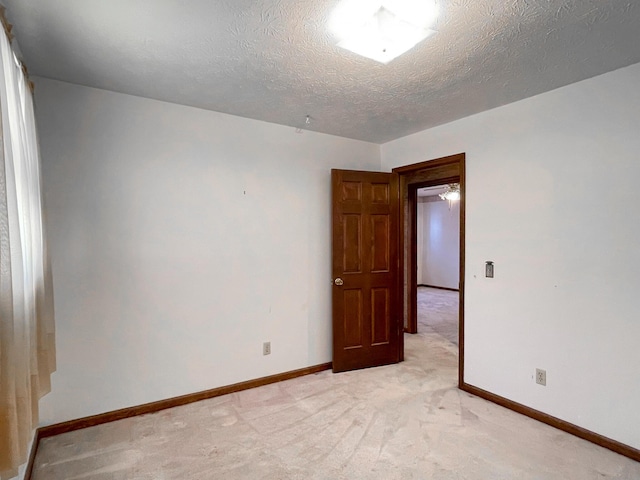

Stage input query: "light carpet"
[
  {"left": 32, "top": 312, "right": 639, "bottom": 478},
  {"left": 417, "top": 286, "right": 458, "bottom": 346}
]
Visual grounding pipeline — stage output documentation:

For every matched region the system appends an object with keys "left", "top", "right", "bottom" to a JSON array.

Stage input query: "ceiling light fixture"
[
  {"left": 332, "top": 0, "right": 438, "bottom": 64},
  {"left": 439, "top": 183, "right": 460, "bottom": 201}
]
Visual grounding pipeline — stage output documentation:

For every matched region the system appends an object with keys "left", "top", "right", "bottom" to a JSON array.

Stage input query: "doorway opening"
[
  {"left": 393, "top": 153, "right": 465, "bottom": 387},
  {"left": 415, "top": 184, "right": 460, "bottom": 348}
]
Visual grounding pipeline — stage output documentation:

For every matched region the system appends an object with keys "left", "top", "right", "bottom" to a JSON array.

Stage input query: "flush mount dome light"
[{"left": 332, "top": 0, "right": 438, "bottom": 64}]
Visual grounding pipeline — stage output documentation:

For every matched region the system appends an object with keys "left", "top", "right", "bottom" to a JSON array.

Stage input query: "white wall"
[
  {"left": 34, "top": 77, "right": 381, "bottom": 425},
  {"left": 417, "top": 198, "right": 459, "bottom": 289},
  {"left": 382, "top": 62, "right": 640, "bottom": 450}
]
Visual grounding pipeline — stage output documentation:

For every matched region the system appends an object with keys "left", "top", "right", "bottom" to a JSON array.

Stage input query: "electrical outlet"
[
  {"left": 263, "top": 342, "right": 271, "bottom": 356},
  {"left": 536, "top": 368, "right": 546, "bottom": 386}
]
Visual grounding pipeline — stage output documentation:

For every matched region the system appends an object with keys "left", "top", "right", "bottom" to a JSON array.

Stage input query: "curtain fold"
[{"left": 0, "top": 19, "right": 55, "bottom": 480}]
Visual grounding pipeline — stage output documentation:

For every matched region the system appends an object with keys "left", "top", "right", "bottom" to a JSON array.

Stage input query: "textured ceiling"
[{"left": 5, "top": 0, "right": 640, "bottom": 143}]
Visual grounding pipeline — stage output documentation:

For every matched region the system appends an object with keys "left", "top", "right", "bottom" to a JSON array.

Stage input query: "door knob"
[{"left": 334, "top": 277, "right": 344, "bottom": 286}]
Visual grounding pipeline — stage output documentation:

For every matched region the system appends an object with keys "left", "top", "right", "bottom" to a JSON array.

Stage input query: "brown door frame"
[{"left": 393, "top": 153, "right": 465, "bottom": 387}]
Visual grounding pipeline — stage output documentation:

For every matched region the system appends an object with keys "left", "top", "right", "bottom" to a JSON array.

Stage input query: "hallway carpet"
[
  {"left": 417, "top": 286, "right": 458, "bottom": 346},
  {"left": 32, "top": 334, "right": 639, "bottom": 478}
]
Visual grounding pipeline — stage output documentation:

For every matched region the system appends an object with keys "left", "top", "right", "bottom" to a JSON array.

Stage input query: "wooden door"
[{"left": 331, "top": 169, "right": 401, "bottom": 373}]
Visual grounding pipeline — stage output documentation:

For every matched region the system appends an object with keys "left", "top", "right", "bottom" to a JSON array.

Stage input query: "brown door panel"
[{"left": 331, "top": 169, "right": 400, "bottom": 373}]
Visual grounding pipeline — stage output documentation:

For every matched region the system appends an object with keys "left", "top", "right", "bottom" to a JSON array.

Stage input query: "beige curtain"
[{"left": 0, "top": 18, "right": 55, "bottom": 480}]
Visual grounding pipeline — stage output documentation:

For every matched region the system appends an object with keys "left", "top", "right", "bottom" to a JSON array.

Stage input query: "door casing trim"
[{"left": 393, "top": 152, "right": 465, "bottom": 387}]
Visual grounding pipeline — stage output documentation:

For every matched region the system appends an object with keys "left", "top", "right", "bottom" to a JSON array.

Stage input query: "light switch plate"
[{"left": 485, "top": 261, "right": 494, "bottom": 278}]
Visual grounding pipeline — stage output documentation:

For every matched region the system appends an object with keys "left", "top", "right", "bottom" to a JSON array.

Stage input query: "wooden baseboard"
[
  {"left": 460, "top": 382, "right": 640, "bottom": 462},
  {"left": 37, "top": 362, "right": 332, "bottom": 440},
  {"left": 417, "top": 284, "right": 459, "bottom": 292},
  {"left": 27, "top": 366, "right": 639, "bottom": 476},
  {"left": 24, "top": 362, "right": 331, "bottom": 478},
  {"left": 24, "top": 428, "right": 42, "bottom": 480}
]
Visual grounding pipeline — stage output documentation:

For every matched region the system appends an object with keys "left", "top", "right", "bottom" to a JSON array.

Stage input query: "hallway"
[{"left": 417, "top": 286, "right": 458, "bottom": 346}]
